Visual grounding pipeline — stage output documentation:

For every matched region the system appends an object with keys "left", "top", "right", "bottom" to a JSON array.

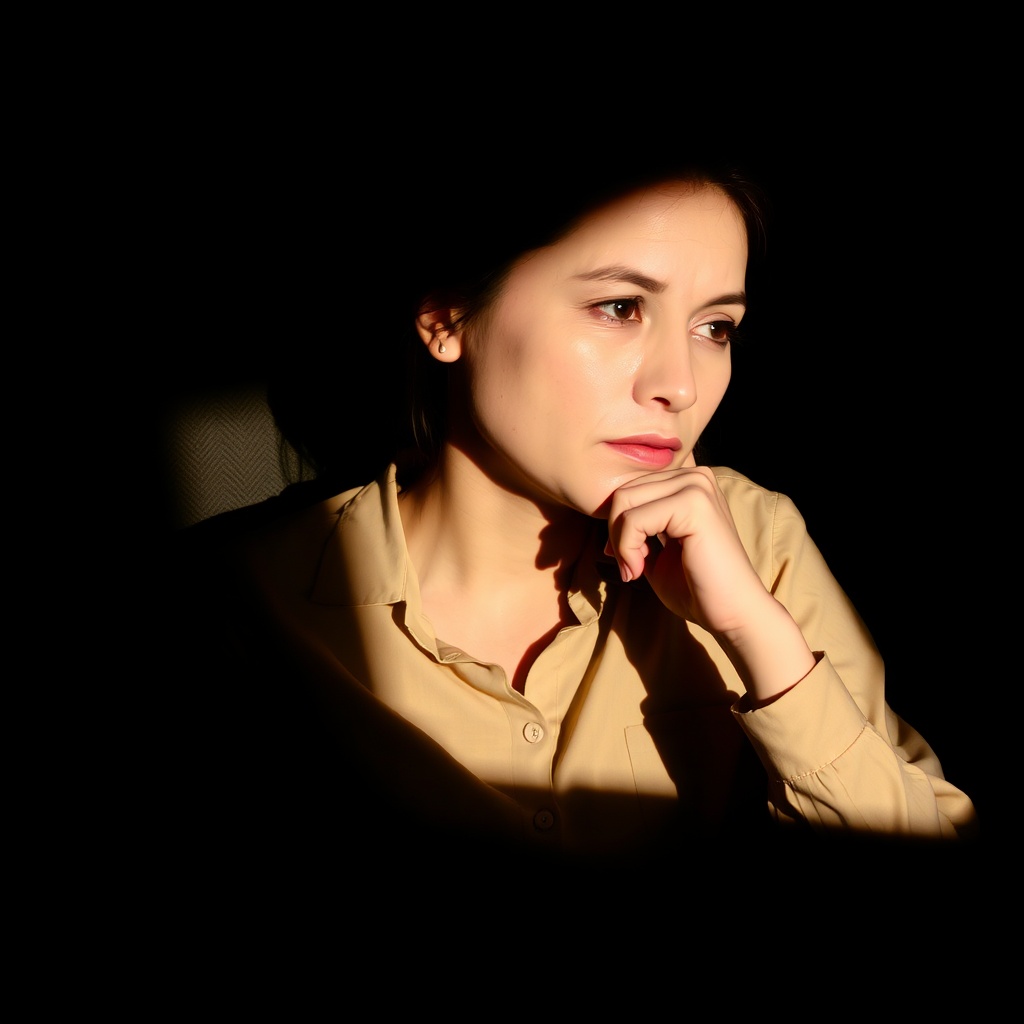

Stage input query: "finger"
[
  {"left": 610, "top": 463, "right": 715, "bottom": 498},
  {"left": 609, "top": 493, "right": 697, "bottom": 582},
  {"left": 606, "top": 472, "right": 725, "bottom": 581},
  {"left": 607, "top": 467, "right": 719, "bottom": 525}
]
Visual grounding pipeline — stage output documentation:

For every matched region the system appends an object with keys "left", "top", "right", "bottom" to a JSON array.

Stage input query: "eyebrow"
[
  {"left": 575, "top": 265, "right": 668, "bottom": 293},
  {"left": 574, "top": 265, "right": 747, "bottom": 309}
]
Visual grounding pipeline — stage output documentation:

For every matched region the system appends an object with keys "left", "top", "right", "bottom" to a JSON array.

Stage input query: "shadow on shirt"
[{"left": 154, "top": 484, "right": 982, "bottom": 910}]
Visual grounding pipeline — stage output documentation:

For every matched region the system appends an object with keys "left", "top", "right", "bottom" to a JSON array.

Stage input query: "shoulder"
[
  {"left": 170, "top": 469, "right": 381, "bottom": 550},
  {"left": 710, "top": 466, "right": 803, "bottom": 518},
  {"left": 162, "top": 474, "right": 374, "bottom": 595},
  {"left": 709, "top": 465, "right": 810, "bottom": 561}
]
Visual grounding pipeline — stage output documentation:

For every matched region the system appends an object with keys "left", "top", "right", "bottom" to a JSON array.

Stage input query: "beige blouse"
[{"left": 234, "top": 463, "right": 977, "bottom": 856}]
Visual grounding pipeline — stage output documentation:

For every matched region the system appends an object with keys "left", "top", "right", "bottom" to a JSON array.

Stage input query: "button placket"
[{"left": 508, "top": 712, "right": 558, "bottom": 841}]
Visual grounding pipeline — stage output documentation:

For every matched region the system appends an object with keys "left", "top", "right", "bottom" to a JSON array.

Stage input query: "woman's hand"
[{"left": 604, "top": 459, "right": 816, "bottom": 704}]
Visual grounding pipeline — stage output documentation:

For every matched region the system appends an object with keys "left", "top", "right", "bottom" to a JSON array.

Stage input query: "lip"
[{"left": 603, "top": 435, "right": 682, "bottom": 468}]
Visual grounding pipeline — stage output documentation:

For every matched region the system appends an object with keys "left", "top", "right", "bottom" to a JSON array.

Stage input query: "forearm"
[{"left": 716, "top": 595, "right": 817, "bottom": 708}]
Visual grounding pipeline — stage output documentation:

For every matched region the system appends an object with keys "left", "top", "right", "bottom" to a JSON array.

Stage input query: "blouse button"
[
  {"left": 523, "top": 722, "right": 544, "bottom": 743},
  {"left": 533, "top": 809, "right": 555, "bottom": 831}
]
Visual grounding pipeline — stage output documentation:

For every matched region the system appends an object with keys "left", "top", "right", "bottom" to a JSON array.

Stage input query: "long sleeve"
[{"left": 717, "top": 470, "right": 978, "bottom": 839}]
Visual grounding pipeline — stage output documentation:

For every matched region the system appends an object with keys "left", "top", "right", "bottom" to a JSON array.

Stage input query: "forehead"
[
  {"left": 511, "top": 182, "right": 748, "bottom": 287},
  {"left": 568, "top": 182, "right": 747, "bottom": 251}
]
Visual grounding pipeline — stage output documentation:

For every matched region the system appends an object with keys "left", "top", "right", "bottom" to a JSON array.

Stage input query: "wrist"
[{"left": 717, "top": 598, "right": 816, "bottom": 707}]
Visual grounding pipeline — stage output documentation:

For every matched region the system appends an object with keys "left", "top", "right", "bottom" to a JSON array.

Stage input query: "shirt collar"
[
  {"left": 309, "top": 463, "right": 410, "bottom": 608},
  {"left": 309, "top": 462, "right": 614, "bottom": 629}
]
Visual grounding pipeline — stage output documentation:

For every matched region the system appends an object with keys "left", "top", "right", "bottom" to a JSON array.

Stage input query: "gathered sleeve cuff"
[{"left": 731, "top": 653, "right": 975, "bottom": 838}]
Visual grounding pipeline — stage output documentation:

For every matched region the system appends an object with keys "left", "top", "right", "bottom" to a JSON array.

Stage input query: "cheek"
[
  {"left": 713, "top": 354, "right": 732, "bottom": 394},
  {"left": 559, "top": 339, "right": 634, "bottom": 399},
  {"left": 702, "top": 356, "right": 732, "bottom": 416},
  {"left": 466, "top": 337, "right": 524, "bottom": 403}
]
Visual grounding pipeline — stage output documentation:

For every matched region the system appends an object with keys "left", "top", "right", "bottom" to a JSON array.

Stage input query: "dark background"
[{"left": 133, "top": 69, "right": 1009, "bottom": 866}]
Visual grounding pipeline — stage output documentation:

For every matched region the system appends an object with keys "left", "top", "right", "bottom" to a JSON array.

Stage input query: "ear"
[{"left": 415, "top": 309, "right": 462, "bottom": 362}]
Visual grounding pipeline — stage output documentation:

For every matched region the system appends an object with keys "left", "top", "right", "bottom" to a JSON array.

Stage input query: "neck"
[{"left": 398, "top": 445, "right": 591, "bottom": 597}]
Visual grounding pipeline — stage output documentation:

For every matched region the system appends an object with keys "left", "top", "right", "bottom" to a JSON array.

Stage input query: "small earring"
[{"left": 433, "top": 323, "right": 448, "bottom": 354}]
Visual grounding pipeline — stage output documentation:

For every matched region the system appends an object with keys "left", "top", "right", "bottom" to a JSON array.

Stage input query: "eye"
[
  {"left": 693, "top": 320, "right": 737, "bottom": 347},
  {"left": 592, "top": 298, "right": 643, "bottom": 324}
]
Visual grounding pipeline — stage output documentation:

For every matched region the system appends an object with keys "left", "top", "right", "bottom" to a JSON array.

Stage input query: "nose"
[{"left": 632, "top": 329, "right": 697, "bottom": 412}]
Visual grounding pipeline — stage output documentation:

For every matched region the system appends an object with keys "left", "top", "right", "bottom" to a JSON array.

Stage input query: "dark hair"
[
  {"left": 403, "top": 154, "right": 770, "bottom": 475},
  {"left": 268, "top": 153, "right": 771, "bottom": 490}
]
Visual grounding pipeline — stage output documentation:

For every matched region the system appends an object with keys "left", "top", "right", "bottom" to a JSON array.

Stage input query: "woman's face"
[{"left": 453, "top": 181, "right": 748, "bottom": 517}]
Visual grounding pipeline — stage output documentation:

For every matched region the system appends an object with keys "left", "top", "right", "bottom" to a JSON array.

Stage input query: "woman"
[{"left": 170, "top": 154, "right": 977, "bottom": 870}]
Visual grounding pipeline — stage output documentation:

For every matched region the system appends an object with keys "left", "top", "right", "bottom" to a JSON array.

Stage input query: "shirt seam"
[{"left": 777, "top": 722, "right": 868, "bottom": 784}]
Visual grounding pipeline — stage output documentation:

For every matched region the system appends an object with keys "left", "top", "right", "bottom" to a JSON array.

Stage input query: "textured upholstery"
[{"left": 163, "top": 382, "right": 308, "bottom": 529}]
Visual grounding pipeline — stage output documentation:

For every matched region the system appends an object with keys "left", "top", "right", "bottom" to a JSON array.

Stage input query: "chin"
[{"left": 580, "top": 488, "right": 617, "bottom": 520}]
